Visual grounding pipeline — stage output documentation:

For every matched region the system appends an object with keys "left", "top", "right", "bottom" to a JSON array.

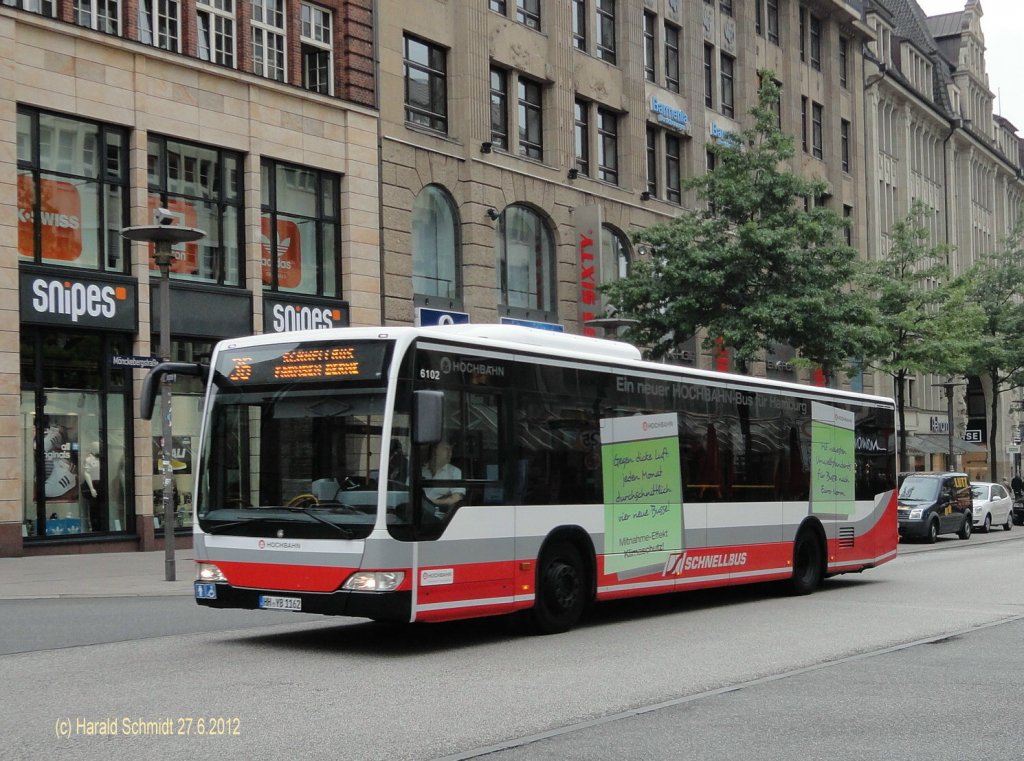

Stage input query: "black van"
[{"left": 897, "top": 472, "right": 973, "bottom": 543}]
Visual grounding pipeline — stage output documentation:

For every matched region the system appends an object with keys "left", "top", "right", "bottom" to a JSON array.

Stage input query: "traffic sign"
[{"left": 416, "top": 307, "right": 470, "bottom": 327}]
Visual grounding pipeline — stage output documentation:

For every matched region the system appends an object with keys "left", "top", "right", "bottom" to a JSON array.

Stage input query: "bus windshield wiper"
[
  {"left": 282, "top": 506, "right": 355, "bottom": 538},
  {"left": 205, "top": 519, "right": 263, "bottom": 535}
]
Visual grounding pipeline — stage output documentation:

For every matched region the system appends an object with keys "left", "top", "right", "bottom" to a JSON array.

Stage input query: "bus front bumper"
[{"left": 194, "top": 582, "right": 411, "bottom": 622}]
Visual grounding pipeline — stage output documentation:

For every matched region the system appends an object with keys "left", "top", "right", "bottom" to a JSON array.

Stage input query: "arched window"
[
  {"left": 497, "top": 205, "right": 556, "bottom": 314},
  {"left": 412, "top": 185, "right": 460, "bottom": 300}
]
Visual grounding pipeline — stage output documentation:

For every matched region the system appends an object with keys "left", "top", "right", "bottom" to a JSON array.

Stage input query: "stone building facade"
[
  {"left": 0, "top": 0, "right": 379, "bottom": 555},
  {"left": 862, "top": 0, "right": 1024, "bottom": 478}
]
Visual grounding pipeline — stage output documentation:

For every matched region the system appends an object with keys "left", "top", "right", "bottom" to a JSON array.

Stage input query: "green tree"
[
  {"left": 963, "top": 218, "right": 1024, "bottom": 482},
  {"left": 602, "top": 73, "right": 875, "bottom": 375},
  {"left": 854, "top": 200, "right": 983, "bottom": 472}
]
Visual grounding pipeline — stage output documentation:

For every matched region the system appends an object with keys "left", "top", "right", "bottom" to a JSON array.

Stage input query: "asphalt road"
[{"left": 2, "top": 532, "right": 1023, "bottom": 761}]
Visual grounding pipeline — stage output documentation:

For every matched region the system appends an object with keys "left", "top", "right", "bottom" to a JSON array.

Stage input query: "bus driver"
[{"left": 422, "top": 439, "right": 465, "bottom": 519}]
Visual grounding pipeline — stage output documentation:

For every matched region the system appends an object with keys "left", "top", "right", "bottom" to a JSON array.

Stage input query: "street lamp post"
[
  {"left": 932, "top": 378, "right": 965, "bottom": 472},
  {"left": 122, "top": 214, "right": 205, "bottom": 582}
]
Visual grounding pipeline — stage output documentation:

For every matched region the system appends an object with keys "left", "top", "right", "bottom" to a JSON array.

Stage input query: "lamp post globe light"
[{"left": 121, "top": 211, "right": 205, "bottom": 582}]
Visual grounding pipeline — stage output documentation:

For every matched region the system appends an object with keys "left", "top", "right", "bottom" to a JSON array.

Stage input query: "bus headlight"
[
  {"left": 196, "top": 563, "right": 228, "bottom": 583},
  {"left": 342, "top": 571, "right": 405, "bottom": 592}
]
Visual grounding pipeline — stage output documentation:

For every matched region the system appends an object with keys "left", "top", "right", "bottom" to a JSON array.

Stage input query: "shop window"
[
  {"left": 412, "top": 185, "right": 460, "bottom": 301},
  {"left": 16, "top": 107, "right": 129, "bottom": 273},
  {"left": 147, "top": 135, "right": 244, "bottom": 285},
  {"left": 150, "top": 339, "right": 213, "bottom": 534},
  {"left": 21, "top": 330, "right": 131, "bottom": 539},
  {"left": 260, "top": 158, "right": 341, "bottom": 296},
  {"left": 496, "top": 205, "right": 556, "bottom": 316}
]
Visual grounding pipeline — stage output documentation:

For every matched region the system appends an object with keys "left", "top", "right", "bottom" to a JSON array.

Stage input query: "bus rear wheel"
[
  {"left": 789, "top": 529, "right": 824, "bottom": 596},
  {"left": 531, "top": 541, "right": 587, "bottom": 634}
]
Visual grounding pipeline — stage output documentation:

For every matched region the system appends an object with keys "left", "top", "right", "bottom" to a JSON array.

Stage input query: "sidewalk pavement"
[{"left": 0, "top": 550, "right": 197, "bottom": 600}]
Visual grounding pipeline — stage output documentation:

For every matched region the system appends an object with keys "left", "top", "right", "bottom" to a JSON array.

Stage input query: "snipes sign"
[{"left": 20, "top": 270, "right": 138, "bottom": 331}]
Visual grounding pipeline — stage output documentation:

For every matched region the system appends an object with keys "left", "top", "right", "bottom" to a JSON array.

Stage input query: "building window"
[
  {"left": 301, "top": 2, "right": 332, "bottom": 95},
  {"left": 572, "top": 0, "right": 586, "bottom": 50},
  {"left": 139, "top": 0, "right": 181, "bottom": 51},
  {"left": 597, "top": 107, "right": 618, "bottom": 185},
  {"left": 575, "top": 98, "right": 590, "bottom": 177},
  {"left": 812, "top": 101, "right": 823, "bottom": 159},
  {"left": 666, "top": 134, "right": 681, "bottom": 204},
  {"left": 516, "top": 0, "right": 540, "bottom": 30},
  {"left": 706, "top": 149, "right": 716, "bottom": 213},
  {"left": 719, "top": 0, "right": 732, "bottom": 16},
  {"left": 147, "top": 136, "right": 244, "bottom": 285},
  {"left": 497, "top": 205, "right": 556, "bottom": 314},
  {"left": 196, "top": 0, "right": 235, "bottom": 67},
  {"left": 704, "top": 44, "right": 714, "bottom": 108},
  {"left": 4, "top": 0, "right": 56, "bottom": 15},
  {"left": 404, "top": 34, "right": 447, "bottom": 134},
  {"left": 843, "top": 204, "right": 853, "bottom": 246},
  {"left": 251, "top": 0, "right": 286, "bottom": 82},
  {"left": 755, "top": 0, "right": 762, "bottom": 35},
  {"left": 518, "top": 77, "right": 543, "bottom": 161},
  {"left": 645, "top": 126, "right": 657, "bottom": 197},
  {"left": 16, "top": 108, "right": 129, "bottom": 272},
  {"left": 601, "top": 225, "right": 630, "bottom": 292},
  {"left": 720, "top": 53, "right": 734, "bottom": 118},
  {"left": 260, "top": 159, "right": 340, "bottom": 296},
  {"left": 489, "top": 0, "right": 505, "bottom": 12},
  {"left": 74, "top": 0, "right": 119, "bottom": 33},
  {"left": 766, "top": 0, "right": 779, "bottom": 45},
  {"left": 801, "top": 96, "right": 808, "bottom": 152},
  {"left": 665, "top": 22, "right": 680, "bottom": 93},
  {"left": 643, "top": 12, "right": 656, "bottom": 83},
  {"left": 799, "top": 6, "right": 806, "bottom": 62},
  {"left": 412, "top": 184, "right": 460, "bottom": 300},
  {"left": 596, "top": 0, "right": 616, "bottom": 64},
  {"left": 809, "top": 14, "right": 822, "bottom": 71},
  {"left": 489, "top": 68, "right": 509, "bottom": 150},
  {"left": 839, "top": 37, "right": 849, "bottom": 89},
  {"left": 841, "top": 118, "right": 850, "bottom": 172}
]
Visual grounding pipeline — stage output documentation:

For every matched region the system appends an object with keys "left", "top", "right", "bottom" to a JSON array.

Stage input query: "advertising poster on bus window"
[
  {"left": 810, "top": 402, "right": 856, "bottom": 516},
  {"left": 600, "top": 413, "right": 684, "bottom": 578}
]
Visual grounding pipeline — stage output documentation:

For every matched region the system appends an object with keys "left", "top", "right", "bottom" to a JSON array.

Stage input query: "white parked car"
[{"left": 970, "top": 482, "right": 1014, "bottom": 532}]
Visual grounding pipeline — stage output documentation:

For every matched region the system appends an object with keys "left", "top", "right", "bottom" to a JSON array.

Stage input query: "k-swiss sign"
[{"left": 20, "top": 269, "right": 138, "bottom": 331}]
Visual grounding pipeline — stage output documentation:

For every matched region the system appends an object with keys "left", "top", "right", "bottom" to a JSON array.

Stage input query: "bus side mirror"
[
  {"left": 140, "top": 362, "right": 208, "bottom": 419},
  {"left": 413, "top": 390, "right": 444, "bottom": 445}
]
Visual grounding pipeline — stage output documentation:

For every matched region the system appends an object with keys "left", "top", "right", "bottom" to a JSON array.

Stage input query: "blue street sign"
[{"left": 416, "top": 308, "right": 470, "bottom": 326}]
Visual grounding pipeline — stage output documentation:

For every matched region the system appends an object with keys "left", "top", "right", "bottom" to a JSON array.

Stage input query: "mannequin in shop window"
[{"left": 82, "top": 445, "right": 103, "bottom": 532}]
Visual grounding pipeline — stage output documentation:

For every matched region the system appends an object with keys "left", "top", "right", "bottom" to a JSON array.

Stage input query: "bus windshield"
[{"left": 195, "top": 340, "right": 407, "bottom": 540}]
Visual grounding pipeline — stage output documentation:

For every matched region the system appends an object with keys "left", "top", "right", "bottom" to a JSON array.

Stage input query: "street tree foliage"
[
  {"left": 962, "top": 217, "right": 1024, "bottom": 481},
  {"left": 601, "top": 73, "right": 875, "bottom": 374},
  {"left": 853, "top": 200, "right": 983, "bottom": 471}
]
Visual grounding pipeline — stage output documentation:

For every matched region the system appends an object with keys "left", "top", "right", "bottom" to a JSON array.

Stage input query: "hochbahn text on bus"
[{"left": 142, "top": 324, "right": 898, "bottom": 634}]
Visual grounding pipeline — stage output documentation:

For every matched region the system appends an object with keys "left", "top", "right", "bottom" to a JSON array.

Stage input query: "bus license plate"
[
  {"left": 195, "top": 583, "right": 217, "bottom": 599},
  {"left": 259, "top": 595, "right": 302, "bottom": 611}
]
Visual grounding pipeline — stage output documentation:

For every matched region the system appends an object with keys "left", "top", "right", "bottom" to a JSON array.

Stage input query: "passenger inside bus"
[{"left": 421, "top": 439, "right": 465, "bottom": 520}]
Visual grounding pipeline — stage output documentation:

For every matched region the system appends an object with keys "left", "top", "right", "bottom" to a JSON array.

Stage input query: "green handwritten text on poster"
[
  {"left": 811, "top": 419, "right": 855, "bottom": 516},
  {"left": 602, "top": 436, "right": 682, "bottom": 574}
]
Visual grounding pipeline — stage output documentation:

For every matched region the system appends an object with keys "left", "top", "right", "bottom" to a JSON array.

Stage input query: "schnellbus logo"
[{"left": 31, "top": 277, "right": 128, "bottom": 323}]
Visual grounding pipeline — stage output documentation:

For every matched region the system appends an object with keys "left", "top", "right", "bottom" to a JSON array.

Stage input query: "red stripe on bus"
[{"left": 215, "top": 561, "right": 356, "bottom": 593}]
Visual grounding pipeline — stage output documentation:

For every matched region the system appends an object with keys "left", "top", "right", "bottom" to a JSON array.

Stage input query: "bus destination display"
[{"left": 218, "top": 341, "right": 387, "bottom": 385}]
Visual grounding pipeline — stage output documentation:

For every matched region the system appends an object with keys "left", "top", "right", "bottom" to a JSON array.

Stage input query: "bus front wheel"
[{"left": 531, "top": 541, "right": 587, "bottom": 635}]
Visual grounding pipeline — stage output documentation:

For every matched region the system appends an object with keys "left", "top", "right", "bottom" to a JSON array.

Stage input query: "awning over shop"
[{"left": 904, "top": 434, "right": 986, "bottom": 456}]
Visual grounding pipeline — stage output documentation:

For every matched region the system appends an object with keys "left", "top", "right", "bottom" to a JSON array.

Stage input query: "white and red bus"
[{"left": 143, "top": 324, "right": 898, "bottom": 633}]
